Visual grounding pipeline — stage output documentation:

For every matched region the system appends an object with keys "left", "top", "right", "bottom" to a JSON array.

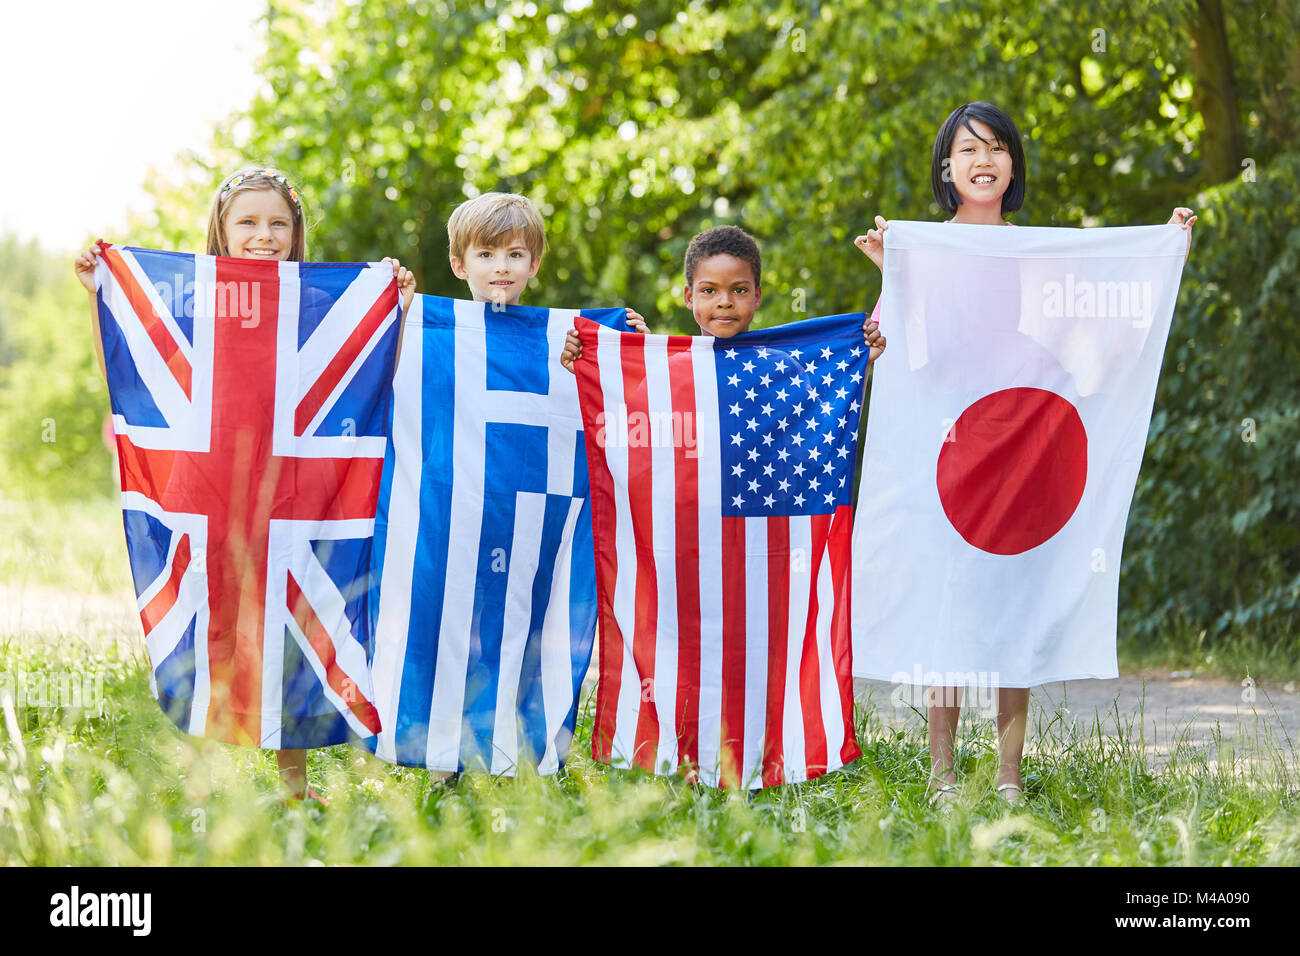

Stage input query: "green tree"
[{"left": 113, "top": 0, "right": 1299, "bottom": 643}]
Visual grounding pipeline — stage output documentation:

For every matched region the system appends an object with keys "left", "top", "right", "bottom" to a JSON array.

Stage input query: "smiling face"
[
  {"left": 684, "top": 253, "right": 762, "bottom": 338},
  {"left": 221, "top": 188, "right": 296, "bottom": 260},
  {"left": 948, "top": 118, "right": 1014, "bottom": 210},
  {"left": 450, "top": 233, "right": 541, "bottom": 306}
]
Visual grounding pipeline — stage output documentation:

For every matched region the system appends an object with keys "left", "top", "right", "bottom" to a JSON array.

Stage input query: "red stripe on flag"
[
  {"left": 666, "top": 335, "right": 701, "bottom": 778},
  {"left": 140, "top": 534, "right": 191, "bottom": 636},
  {"left": 286, "top": 571, "right": 382, "bottom": 734},
  {"left": 827, "top": 504, "right": 862, "bottom": 764},
  {"left": 573, "top": 319, "right": 623, "bottom": 764},
  {"left": 203, "top": 255, "right": 281, "bottom": 747},
  {"left": 294, "top": 280, "right": 398, "bottom": 435},
  {"left": 620, "top": 335, "right": 661, "bottom": 771},
  {"left": 100, "top": 244, "right": 193, "bottom": 399},
  {"left": 763, "top": 517, "right": 790, "bottom": 787},
  {"left": 799, "top": 514, "right": 832, "bottom": 778},
  {"left": 274, "top": 455, "right": 386, "bottom": 521},
  {"left": 719, "top": 515, "right": 747, "bottom": 789}
]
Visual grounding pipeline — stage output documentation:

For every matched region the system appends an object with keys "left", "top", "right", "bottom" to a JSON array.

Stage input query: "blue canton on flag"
[{"left": 718, "top": 341, "right": 867, "bottom": 516}]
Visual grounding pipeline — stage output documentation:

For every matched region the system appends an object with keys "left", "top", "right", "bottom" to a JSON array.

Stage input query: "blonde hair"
[
  {"left": 447, "top": 192, "right": 546, "bottom": 261},
  {"left": 204, "top": 165, "right": 307, "bottom": 261}
]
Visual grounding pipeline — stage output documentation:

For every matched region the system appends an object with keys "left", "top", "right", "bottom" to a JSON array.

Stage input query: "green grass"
[
  {"left": 2, "top": 639, "right": 1297, "bottom": 865},
  {"left": 0, "top": 496, "right": 131, "bottom": 594},
  {"left": 1, "top": 499, "right": 1298, "bottom": 865},
  {"left": 1118, "top": 621, "right": 1300, "bottom": 684}
]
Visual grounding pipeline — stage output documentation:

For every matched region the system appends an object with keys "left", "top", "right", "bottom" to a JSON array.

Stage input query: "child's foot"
[
  {"left": 429, "top": 770, "right": 460, "bottom": 788},
  {"left": 995, "top": 782, "right": 1025, "bottom": 806},
  {"left": 928, "top": 776, "right": 959, "bottom": 811},
  {"left": 278, "top": 786, "right": 329, "bottom": 809}
]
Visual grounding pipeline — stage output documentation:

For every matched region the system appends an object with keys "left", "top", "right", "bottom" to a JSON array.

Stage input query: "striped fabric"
[
  {"left": 365, "top": 295, "right": 629, "bottom": 774},
  {"left": 574, "top": 313, "right": 868, "bottom": 788}
]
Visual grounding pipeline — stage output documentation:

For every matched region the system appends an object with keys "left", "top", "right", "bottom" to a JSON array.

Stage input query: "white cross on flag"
[{"left": 852, "top": 221, "right": 1187, "bottom": 687}]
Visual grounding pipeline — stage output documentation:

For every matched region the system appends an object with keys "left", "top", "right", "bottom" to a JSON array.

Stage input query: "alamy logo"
[
  {"left": 1042, "top": 273, "right": 1154, "bottom": 327},
  {"left": 594, "top": 403, "right": 699, "bottom": 457},
  {"left": 49, "top": 886, "right": 151, "bottom": 936}
]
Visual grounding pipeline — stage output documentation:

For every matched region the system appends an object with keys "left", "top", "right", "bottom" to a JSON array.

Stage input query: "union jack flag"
[
  {"left": 94, "top": 243, "right": 400, "bottom": 748},
  {"left": 574, "top": 312, "right": 868, "bottom": 788}
]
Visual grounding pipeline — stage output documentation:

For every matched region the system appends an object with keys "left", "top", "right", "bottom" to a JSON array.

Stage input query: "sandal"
[
  {"left": 996, "top": 782, "right": 1025, "bottom": 806},
  {"left": 928, "top": 781, "right": 959, "bottom": 811}
]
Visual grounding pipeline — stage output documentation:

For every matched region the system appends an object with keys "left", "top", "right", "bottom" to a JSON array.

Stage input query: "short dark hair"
[
  {"left": 684, "top": 225, "right": 762, "bottom": 287},
  {"left": 931, "top": 102, "right": 1026, "bottom": 214}
]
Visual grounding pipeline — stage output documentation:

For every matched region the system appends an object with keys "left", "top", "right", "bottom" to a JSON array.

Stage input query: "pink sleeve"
[{"left": 870, "top": 297, "right": 881, "bottom": 325}]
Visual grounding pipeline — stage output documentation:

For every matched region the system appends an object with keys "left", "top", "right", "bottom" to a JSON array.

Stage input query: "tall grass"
[
  {"left": 2, "top": 635, "right": 1297, "bottom": 866},
  {"left": 1, "top": 500, "right": 1296, "bottom": 865}
]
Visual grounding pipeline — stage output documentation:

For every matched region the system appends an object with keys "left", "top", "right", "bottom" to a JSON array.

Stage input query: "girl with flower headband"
[{"left": 74, "top": 164, "right": 417, "bottom": 805}]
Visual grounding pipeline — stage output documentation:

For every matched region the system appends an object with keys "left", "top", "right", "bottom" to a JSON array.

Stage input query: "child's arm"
[
  {"left": 853, "top": 216, "right": 889, "bottom": 271},
  {"left": 1168, "top": 207, "right": 1197, "bottom": 262},
  {"left": 560, "top": 308, "right": 649, "bottom": 374},
  {"left": 853, "top": 223, "right": 889, "bottom": 363},
  {"left": 73, "top": 243, "right": 109, "bottom": 382},
  {"left": 381, "top": 257, "right": 417, "bottom": 369}
]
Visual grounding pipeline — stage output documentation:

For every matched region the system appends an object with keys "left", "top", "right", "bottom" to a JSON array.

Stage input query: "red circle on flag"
[{"left": 936, "top": 387, "right": 1087, "bottom": 556}]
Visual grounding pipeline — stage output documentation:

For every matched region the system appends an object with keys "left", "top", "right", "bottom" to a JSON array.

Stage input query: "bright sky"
[{"left": 0, "top": 0, "right": 266, "bottom": 253}]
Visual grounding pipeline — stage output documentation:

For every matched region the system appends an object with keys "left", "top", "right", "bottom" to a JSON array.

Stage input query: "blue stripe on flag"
[
  {"left": 462, "top": 420, "right": 550, "bottom": 770},
  {"left": 485, "top": 304, "right": 550, "bottom": 395}
]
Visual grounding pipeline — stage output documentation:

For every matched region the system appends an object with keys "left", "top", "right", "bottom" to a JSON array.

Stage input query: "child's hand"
[
  {"left": 1168, "top": 207, "right": 1197, "bottom": 262},
  {"left": 382, "top": 257, "right": 416, "bottom": 313},
  {"left": 863, "top": 319, "right": 886, "bottom": 363},
  {"left": 561, "top": 310, "right": 650, "bottom": 375},
  {"left": 853, "top": 216, "right": 889, "bottom": 271},
  {"left": 560, "top": 329, "right": 582, "bottom": 375},
  {"left": 74, "top": 242, "right": 103, "bottom": 294}
]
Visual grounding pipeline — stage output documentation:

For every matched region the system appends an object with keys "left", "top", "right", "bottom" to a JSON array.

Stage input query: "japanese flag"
[{"left": 852, "top": 221, "right": 1187, "bottom": 687}]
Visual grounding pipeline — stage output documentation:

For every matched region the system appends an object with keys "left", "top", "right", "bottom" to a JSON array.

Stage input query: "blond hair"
[
  {"left": 204, "top": 165, "right": 307, "bottom": 261},
  {"left": 447, "top": 192, "right": 546, "bottom": 261}
]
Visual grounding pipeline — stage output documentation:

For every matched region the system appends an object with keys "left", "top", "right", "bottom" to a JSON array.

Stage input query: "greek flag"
[{"left": 366, "top": 294, "right": 629, "bottom": 773}]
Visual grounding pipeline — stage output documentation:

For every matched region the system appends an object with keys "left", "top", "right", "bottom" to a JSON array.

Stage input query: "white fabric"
[{"left": 852, "top": 220, "right": 1187, "bottom": 687}]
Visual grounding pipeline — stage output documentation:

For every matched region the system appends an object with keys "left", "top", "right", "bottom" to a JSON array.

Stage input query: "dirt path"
[
  {"left": 855, "top": 676, "right": 1300, "bottom": 772},
  {"left": 6, "top": 583, "right": 1297, "bottom": 773},
  {"left": 0, "top": 584, "right": 140, "bottom": 652}
]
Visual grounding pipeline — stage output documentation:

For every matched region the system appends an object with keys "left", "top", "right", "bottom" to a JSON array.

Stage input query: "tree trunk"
[{"left": 1188, "top": 0, "right": 1245, "bottom": 185}]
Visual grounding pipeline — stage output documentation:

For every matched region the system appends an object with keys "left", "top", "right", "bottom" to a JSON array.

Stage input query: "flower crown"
[{"left": 220, "top": 169, "right": 300, "bottom": 207}]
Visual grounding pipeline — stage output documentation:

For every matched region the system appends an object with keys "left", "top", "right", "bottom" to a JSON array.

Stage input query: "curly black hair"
[{"left": 684, "top": 225, "right": 762, "bottom": 287}]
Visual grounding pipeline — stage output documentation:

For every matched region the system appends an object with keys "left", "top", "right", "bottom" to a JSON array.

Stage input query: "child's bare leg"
[
  {"left": 926, "top": 685, "right": 962, "bottom": 788},
  {"left": 996, "top": 687, "right": 1030, "bottom": 795},
  {"left": 277, "top": 748, "right": 307, "bottom": 799}
]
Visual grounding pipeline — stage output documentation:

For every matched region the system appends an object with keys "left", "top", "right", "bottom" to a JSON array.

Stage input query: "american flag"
[
  {"left": 94, "top": 243, "right": 399, "bottom": 748},
  {"left": 365, "top": 295, "right": 630, "bottom": 774},
  {"left": 574, "top": 312, "right": 869, "bottom": 788}
]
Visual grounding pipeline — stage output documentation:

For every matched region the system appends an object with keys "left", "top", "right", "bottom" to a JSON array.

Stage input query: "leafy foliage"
[
  {"left": 1, "top": 0, "right": 1296, "bottom": 644},
  {"left": 0, "top": 240, "right": 112, "bottom": 501},
  {"left": 1123, "top": 151, "right": 1300, "bottom": 641}
]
